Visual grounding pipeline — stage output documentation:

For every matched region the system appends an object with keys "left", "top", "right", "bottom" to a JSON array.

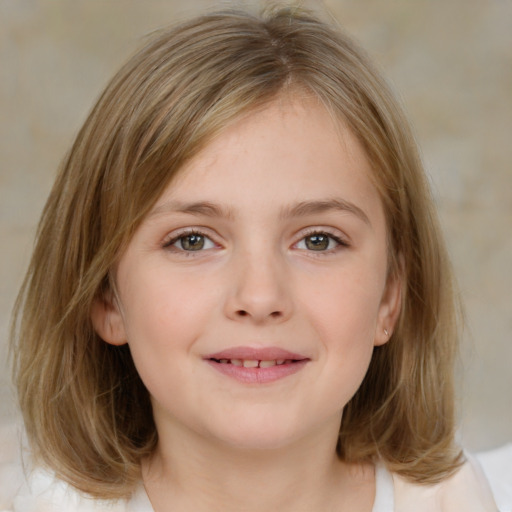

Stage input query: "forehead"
[{"left": 156, "top": 96, "right": 381, "bottom": 215}]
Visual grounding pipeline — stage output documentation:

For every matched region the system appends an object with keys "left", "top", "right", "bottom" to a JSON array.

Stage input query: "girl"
[{"left": 8, "top": 6, "right": 511, "bottom": 512}]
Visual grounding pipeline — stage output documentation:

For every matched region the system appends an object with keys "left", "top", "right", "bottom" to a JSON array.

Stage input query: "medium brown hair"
[{"left": 11, "top": 6, "right": 462, "bottom": 499}]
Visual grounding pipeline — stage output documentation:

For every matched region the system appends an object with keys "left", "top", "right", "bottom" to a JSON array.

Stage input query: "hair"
[{"left": 11, "top": 6, "right": 463, "bottom": 500}]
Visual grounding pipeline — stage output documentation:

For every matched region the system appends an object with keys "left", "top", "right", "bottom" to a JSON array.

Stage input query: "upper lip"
[{"left": 205, "top": 346, "right": 309, "bottom": 361}]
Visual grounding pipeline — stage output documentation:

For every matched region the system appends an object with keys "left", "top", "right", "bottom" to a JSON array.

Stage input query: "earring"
[{"left": 384, "top": 328, "right": 389, "bottom": 337}]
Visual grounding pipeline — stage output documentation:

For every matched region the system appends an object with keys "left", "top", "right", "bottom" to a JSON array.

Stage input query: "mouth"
[
  {"left": 209, "top": 358, "right": 299, "bottom": 368},
  {"left": 204, "top": 347, "right": 310, "bottom": 384}
]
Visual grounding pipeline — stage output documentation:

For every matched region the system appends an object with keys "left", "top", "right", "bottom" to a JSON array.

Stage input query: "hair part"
[{"left": 11, "top": 6, "right": 462, "bottom": 499}]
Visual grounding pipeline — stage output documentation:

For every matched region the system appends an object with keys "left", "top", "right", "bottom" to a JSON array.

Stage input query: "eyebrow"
[
  {"left": 279, "top": 198, "right": 371, "bottom": 226},
  {"left": 149, "top": 200, "right": 235, "bottom": 219},
  {"left": 149, "top": 198, "right": 370, "bottom": 226}
]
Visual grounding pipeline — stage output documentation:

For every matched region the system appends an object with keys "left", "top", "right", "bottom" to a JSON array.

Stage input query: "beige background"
[{"left": 1, "top": 0, "right": 511, "bottom": 452}]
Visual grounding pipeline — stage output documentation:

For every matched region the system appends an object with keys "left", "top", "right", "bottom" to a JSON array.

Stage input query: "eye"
[
  {"left": 164, "top": 231, "right": 216, "bottom": 252},
  {"left": 295, "top": 231, "right": 346, "bottom": 252}
]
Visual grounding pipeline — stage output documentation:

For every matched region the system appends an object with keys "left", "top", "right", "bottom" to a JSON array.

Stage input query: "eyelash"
[
  {"left": 162, "top": 229, "right": 217, "bottom": 253},
  {"left": 295, "top": 229, "right": 349, "bottom": 254},
  {"left": 162, "top": 228, "right": 350, "bottom": 255}
]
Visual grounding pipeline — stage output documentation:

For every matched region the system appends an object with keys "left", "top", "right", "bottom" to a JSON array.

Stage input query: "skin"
[{"left": 92, "top": 94, "right": 401, "bottom": 511}]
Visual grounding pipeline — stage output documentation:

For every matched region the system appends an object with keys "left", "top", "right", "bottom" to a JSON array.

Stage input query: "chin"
[{"left": 204, "top": 416, "right": 314, "bottom": 453}]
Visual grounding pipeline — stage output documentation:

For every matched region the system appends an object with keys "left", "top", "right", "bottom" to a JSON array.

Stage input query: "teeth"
[
  {"left": 242, "top": 360, "right": 259, "bottom": 368},
  {"left": 215, "top": 358, "right": 295, "bottom": 367}
]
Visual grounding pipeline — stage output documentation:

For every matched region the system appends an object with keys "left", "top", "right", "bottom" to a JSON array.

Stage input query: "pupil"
[
  {"left": 306, "top": 235, "right": 329, "bottom": 251},
  {"left": 182, "top": 234, "right": 204, "bottom": 251}
]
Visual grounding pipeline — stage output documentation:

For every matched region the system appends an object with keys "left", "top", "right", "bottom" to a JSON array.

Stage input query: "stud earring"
[{"left": 384, "top": 328, "right": 389, "bottom": 337}]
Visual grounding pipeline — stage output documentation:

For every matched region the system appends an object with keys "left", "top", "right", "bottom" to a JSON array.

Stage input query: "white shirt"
[{"left": 2, "top": 445, "right": 511, "bottom": 512}]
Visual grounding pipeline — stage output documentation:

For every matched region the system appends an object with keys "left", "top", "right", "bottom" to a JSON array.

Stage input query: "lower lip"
[{"left": 206, "top": 360, "right": 309, "bottom": 384}]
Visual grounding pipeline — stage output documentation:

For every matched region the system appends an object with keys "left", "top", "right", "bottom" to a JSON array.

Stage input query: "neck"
[{"left": 142, "top": 419, "right": 375, "bottom": 512}]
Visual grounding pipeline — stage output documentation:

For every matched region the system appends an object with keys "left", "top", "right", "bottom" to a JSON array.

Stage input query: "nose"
[{"left": 223, "top": 249, "right": 293, "bottom": 325}]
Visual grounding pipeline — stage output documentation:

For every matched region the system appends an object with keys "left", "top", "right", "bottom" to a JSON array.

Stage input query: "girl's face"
[{"left": 93, "top": 96, "right": 401, "bottom": 451}]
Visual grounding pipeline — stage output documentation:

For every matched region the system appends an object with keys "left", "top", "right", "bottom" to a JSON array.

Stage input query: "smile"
[
  {"left": 211, "top": 358, "right": 295, "bottom": 367},
  {"left": 205, "top": 347, "right": 310, "bottom": 384}
]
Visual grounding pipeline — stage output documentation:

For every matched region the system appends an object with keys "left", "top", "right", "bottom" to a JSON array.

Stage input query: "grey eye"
[
  {"left": 296, "top": 233, "right": 340, "bottom": 251},
  {"left": 305, "top": 234, "right": 330, "bottom": 251},
  {"left": 180, "top": 234, "right": 204, "bottom": 251},
  {"left": 174, "top": 233, "right": 215, "bottom": 251}
]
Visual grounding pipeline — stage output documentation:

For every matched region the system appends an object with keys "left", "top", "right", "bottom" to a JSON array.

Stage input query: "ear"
[
  {"left": 374, "top": 268, "right": 402, "bottom": 347},
  {"left": 90, "top": 295, "right": 127, "bottom": 346}
]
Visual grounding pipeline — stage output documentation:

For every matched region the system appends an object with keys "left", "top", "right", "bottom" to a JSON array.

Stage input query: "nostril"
[{"left": 232, "top": 309, "right": 285, "bottom": 320}]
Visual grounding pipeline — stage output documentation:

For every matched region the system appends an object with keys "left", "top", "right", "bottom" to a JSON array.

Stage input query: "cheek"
[
  {"left": 301, "top": 263, "right": 385, "bottom": 341},
  {"left": 298, "top": 264, "right": 385, "bottom": 396},
  {"left": 313, "top": 306, "right": 377, "bottom": 412},
  {"left": 117, "top": 267, "right": 219, "bottom": 406},
  {"left": 116, "top": 264, "right": 218, "bottom": 382}
]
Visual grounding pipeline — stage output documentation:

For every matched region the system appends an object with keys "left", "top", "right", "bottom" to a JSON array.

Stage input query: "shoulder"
[
  {"left": 392, "top": 454, "right": 503, "bottom": 512},
  {"left": 476, "top": 444, "right": 512, "bottom": 512},
  {"left": 0, "top": 422, "right": 151, "bottom": 512},
  {"left": 5, "top": 467, "right": 130, "bottom": 512}
]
